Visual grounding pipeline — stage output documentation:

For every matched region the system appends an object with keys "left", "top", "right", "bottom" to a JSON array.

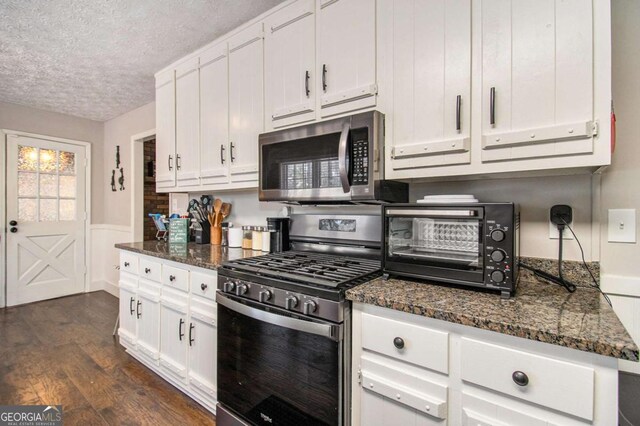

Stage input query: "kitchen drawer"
[
  {"left": 362, "top": 312, "right": 449, "bottom": 374},
  {"left": 460, "top": 338, "right": 594, "bottom": 421},
  {"left": 120, "top": 252, "right": 139, "bottom": 275},
  {"left": 190, "top": 270, "right": 217, "bottom": 301},
  {"left": 162, "top": 265, "right": 189, "bottom": 292},
  {"left": 139, "top": 257, "right": 162, "bottom": 282}
]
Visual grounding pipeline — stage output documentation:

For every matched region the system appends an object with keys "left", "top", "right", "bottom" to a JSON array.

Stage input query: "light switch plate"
[{"left": 608, "top": 209, "right": 636, "bottom": 243}]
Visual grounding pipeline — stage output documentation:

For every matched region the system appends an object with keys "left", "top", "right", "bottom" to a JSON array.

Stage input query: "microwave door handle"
[
  {"left": 386, "top": 209, "right": 478, "bottom": 217},
  {"left": 217, "top": 293, "right": 341, "bottom": 341},
  {"left": 338, "top": 122, "right": 351, "bottom": 193}
]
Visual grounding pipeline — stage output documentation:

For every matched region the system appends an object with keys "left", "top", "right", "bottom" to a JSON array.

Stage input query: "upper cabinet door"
[
  {"left": 175, "top": 57, "right": 201, "bottom": 187},
  {"left": 264, "top": 0, "right": 316, "bottom": 129},
  {"left": 200, "top": 44, "right": 230, "bottom": 186},
  {"left": 318, "top": 0, "right": 377, "bottom": 118},
  {"left": 155, "top": 70, "right": 176, "bottom": 190},
  {"left": 389, "top": 0, "right": 471, "bottom": 171},
  {"left": 228, "top": 23, "right": 264, "bottom": 184},
  {"left": 481, "top": 0, "right": 595, "bottom": 162}
]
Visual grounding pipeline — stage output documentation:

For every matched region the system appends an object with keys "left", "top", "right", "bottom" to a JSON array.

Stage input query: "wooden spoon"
[
  {"left": 212, "top": 198, "right": 223, "bottom": 226},
  {"left": 220, "top": 203, "right": 232, "bottom": 222}
]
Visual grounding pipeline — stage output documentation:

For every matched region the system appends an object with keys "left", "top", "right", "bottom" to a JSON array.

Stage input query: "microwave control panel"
[{"left": 351, "top": 139, "right": 369, "bottom": 185}]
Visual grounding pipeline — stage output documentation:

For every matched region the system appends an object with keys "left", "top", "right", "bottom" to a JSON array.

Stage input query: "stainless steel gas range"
[{"left": 216, "top": 214, "right": 382, "bottom": 426}]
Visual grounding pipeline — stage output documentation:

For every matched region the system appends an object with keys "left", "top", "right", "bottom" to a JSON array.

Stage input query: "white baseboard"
[{"left": 91, "top": 280, "right": 119, "bottom": 297}]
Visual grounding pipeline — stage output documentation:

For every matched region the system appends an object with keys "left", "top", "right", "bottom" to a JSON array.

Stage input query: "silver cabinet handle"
[
  {"left": 322, "top": 64, "right": 327, "bottom": 92},
  {"left": 230, "top": 142, "right": 235, "bottom": 163},
  {"left": 456, "top": 95, "right": 462, "bottom": 132},
  {"left": 305, "top": 70, "right": 310, "bottom": 97},
  {"left": 490, "top": 87, "right": 496, "bottom": 126},
  {"left": 220, "top": 144, "right": 226, "bottom": 164},
  {"left": 168, "top": 155, "right": 173, "bottom": 171},
  {"left": 338, "top": 122, "right": 351, "bottom": 194}
]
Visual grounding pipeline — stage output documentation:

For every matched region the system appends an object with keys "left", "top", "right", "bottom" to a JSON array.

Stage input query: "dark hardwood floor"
[{"left": 0, "top": 291, "right": 216, "bottom": 426}]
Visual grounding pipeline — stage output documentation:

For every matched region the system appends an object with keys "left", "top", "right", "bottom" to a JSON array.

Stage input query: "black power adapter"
[{"left": 550, "top": 204, "right": 573, "bottom": 228}]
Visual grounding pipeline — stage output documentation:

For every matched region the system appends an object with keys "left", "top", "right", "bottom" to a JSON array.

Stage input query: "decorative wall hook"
[
  {"left": 111, "top": 170, "right": 116, "bottom": 192},
  {"left": 119, "top": 167, "right": 125, "bottom": 191}
]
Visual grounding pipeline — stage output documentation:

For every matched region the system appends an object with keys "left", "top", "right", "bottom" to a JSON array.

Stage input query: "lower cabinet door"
[
  {"left": 136, "top": 288, "right": 161, "bottom": 360},
  {"left": 188, "top": 307, "right": 217, "bottom": 400},
  {"left": 159, "top": 298, "right": 188, "bottom": 381},
  {"left": 118, "top": 284, "right": 137, "bottom": 346}
]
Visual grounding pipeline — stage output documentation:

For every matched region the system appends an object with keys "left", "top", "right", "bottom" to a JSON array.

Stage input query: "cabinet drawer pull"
[
  {"left": 393, "top": 337, "right": 405, "bottom": 349},
  {"left": 456, "top": 94, "right": 462, "bottom": 131},
  {"left": 490, "top": 87, "right": 496, "bottom": 126},
  {"left": 124, "top": 261, "right": 130, "bottom": 267},
  {"left": 168, "top": 155, "right": 173, "bottom": 171},
  {"left": 129, "top": 297, "right": 135, "bottom": 315},
  {"left": 322, "top": 64, "right": 328, "bottom": 92},
  {"left": 136, "top": 300, "right": 142, "bottom": 318},
  {"left": 189, "top": 323, "right": 195, "bottom": 346},
  {"left": 230, "top": 142, "right": 236, "bottom": 163},
  {"left": 305, "top": 70, "right": 310, "bottom": 97},
  {"left": 145, "top": 267, "right": 151, "bottom": 274},
  {"left": 512, "top": 370, "right": 529, "bottom": 386},
  {"left": 201, "top": 283, "right": 208, "bottom": 291},
  {"left": 169, "top": 275, "right": 176, "bottom": 282},
  {"left": 220, "top": 144, "right": 226, "bottom": 164},
  {"left": 179, "top": 318, "right": 185, "bottom": 341},
  {"left": 176, "top": 154, "right": 181, "bottom": 170}
]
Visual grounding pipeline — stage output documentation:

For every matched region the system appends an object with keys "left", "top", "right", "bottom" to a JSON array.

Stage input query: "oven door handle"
[
  {"left": 217, "top": 293, "right": 342, "bottom": 341},
  {"left": 338, "top": 122, "right": 351, "bottom": 194}
]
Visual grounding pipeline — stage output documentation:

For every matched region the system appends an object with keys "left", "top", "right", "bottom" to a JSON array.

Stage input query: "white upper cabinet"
[
  {"left": 228, "top": 23, "right": 264, "bottom": 183},
  {"left": 175, "top": 57, "right": 201, "bottom": 187},
  {"left": 480, "top": 0, "right": 595, "bottom": 162},
  {"left": 265, "top": 0, "right": 316, "bottom": 129},
  {"left": 387, "top": 0, "right": 472, "bottom": 172},
  {"left": 318, "top": 0, "right": 377, "bottom": 118},
  {"left": 155, "top": 69, "right": 176, "bottom": 190},
  {"left": 200, "top": 43, "right": 230, "bottom": 186}
]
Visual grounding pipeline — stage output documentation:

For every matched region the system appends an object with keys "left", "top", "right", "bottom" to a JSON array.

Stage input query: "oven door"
[
  {"left": 217, "top": 292, "right": 344, "bottom": 426},
  {"left": 384, "top": 207, "right": 486, "bottom": 284}
]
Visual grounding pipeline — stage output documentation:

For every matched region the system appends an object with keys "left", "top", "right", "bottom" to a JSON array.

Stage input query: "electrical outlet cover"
[
  {"left": 549, "top": 220, "right": 574, "bottom": 240},
  {"left": 608, "top": 209, "right": 636, "bottom": 243}
]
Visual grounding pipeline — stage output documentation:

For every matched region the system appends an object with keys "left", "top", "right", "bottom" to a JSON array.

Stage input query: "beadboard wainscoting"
[
  {"left": 602, "top": 274, "right": 640, "bottom": 374},
  {"left": 91, "top": 224, "right": 133, "bottom": 297}
]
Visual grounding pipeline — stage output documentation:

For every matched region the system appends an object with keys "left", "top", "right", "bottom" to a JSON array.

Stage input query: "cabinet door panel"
[
  {"left": 175, "top": 59, "right": 201, "bottom": 187},
  {"left": 155, "top": 70, "right": 176, "bottom": 189},
  {"left": 265, "top": 0, "right": 316, "bottom": 128},
  {"left": 318, "top": 0, "right": 376, "bottom": 117},
  {"left": 200, "top": 44, "right": 230, "bottom": 185},
  {"left": 390, "top": 0, "right": 471, "bottom": 171},
  {"left": 136, "top": 289, "right": 161, "bottom": 360},
  {"left": 481, "top": 0, "right": 594, "bottom": 162},
  {"left": 160, "top": 298, "right": 188, "bottom": 380},
  {"left": 118, "top": 284, "right": 137, "bottom": 346},
  {"left": 188, "top": 308, "right": 217, "bottom": 400},
  {"left": 228, "top": 23, "right": 263, "bottom": 183}
]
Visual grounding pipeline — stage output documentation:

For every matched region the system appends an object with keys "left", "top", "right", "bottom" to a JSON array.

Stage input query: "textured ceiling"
[{"left": 0, "top": 0, "right": 285, "bottom": 121}]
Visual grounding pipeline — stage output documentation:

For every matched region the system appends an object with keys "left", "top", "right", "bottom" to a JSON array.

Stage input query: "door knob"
[
  {"left": 9, "top": 220, "right": 17, "bottom": 226},
  {"left": 10, "top": 227, "right": 17, "bottom": 233}
]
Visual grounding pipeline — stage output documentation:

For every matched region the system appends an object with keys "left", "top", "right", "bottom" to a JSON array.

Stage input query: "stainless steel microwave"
[
  {"left": 258, "top": 111, "right": 408, "bottom": 204},
  {"left": 383, "top": 203, "right": 520, "bottom": 298}
]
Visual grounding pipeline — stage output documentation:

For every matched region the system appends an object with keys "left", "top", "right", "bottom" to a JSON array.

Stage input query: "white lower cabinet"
[
  {"left": 117, "top": 252, "right": 218, "bottom": 413},
  {"left": 352, "top": 303, "right": 619, "bottom": 426}
]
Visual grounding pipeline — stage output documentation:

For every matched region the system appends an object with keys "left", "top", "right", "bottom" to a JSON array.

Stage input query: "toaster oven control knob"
[
  {"left": 259, "top": 290, "right": 272, "bottom": 303},
  {"left": 303, "top": 300, "right": 318, "bottom": 315},
  {"left": 235, "top": 283, "right": 248, "bottom": 296},
  {"left": 490, "top": 229, "right": 506, "bottom": 242},
  {"left": 491, "top": 270, "right": 505, "bottom": 283},
  {"left": 223, "top": 281, "right": 236, "bottom": 293},
  {"left": 490, "top": 249, "right": 506, "bottom": 263},
  {"left": 285, "top": 296, "right": 299, "bottom": 310}
]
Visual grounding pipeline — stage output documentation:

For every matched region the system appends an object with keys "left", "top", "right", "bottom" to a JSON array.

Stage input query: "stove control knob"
[
  {"left": 223, "top": 281, "right": 236, "bottom": 293},
  {"left": 285, "top": 296, "right": 298, "bottom": 310},
  {"left": 259, "top": 290, "right": 272, "bottom": 303},
  {"left": 490, "top": 249, "right": 506, "bottom": 263},
  {"left": 235, "top": 283, "right": 248, "bottom": 296},
  {"left": 491, "top": 270, "right": 505, "bottom": 283},
  {"left": 303, "top": 300, "right": 318, "bottom": 315},
  {"left": 490, "top": 229, "right": 506, "bottom": 242}
]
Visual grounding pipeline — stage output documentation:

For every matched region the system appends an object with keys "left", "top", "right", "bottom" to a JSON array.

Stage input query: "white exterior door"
[
  {"left": 264, "top": 0, "right": 316, "bottom": 129},
  {"left": 318, "top": 0, "right": 377, "bottom": 117},
  {"left": 200, "top": 44, "right": 230, "bottom": 186},
  {"left": 228, "top": 23, "right": 264, "bottom": 184},
  {"left": 388, "top": 0, "right": 471, "bottom": 171},
  {"left": 6, "top": 135, "right": 87, "bottom": 306},
  {"left": 175, "top": 58, "right": 201, "bottom": 187},
  {"left": 155, "top": 69, "right": 176, "bottom": 190}
]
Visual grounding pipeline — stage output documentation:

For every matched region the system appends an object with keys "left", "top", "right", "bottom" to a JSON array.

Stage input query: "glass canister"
[
  {"left": 262, "top": 229, "right": 274, "bottom": 252},
  {"left": 252, "top": 226, "right": 264, "bottom": 251},
  {"left": 242, "top": 226, "right": 253, "bottom": 249}
]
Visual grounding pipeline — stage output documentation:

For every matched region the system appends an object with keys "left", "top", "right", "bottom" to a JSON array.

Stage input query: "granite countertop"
[
  {"left": 115, "top": 241, "right": 263, "bottom": 270},
  {"left": 347, "top": 274, "right": 639, "bottom": 361}
]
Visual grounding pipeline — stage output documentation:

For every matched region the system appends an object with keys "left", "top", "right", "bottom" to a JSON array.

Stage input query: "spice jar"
[
  {"left": 252, "top": 226, "right": 264, "bottom": 251},
  {"left": 262, "top": 229, "right": 274, "bottom": 252},
  {"left": 242, "top": 226, "right": 253, "bottom": 249}
]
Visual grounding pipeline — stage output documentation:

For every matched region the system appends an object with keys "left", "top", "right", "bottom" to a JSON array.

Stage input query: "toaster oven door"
[{"left": 384, "top": 208, "right": 485, "bottom": 284}]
